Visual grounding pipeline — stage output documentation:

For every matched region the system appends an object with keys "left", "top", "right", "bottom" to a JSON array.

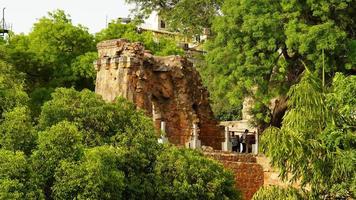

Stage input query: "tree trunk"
[{"left": 270, "top": 96, "right": 288, "bottom": 128}]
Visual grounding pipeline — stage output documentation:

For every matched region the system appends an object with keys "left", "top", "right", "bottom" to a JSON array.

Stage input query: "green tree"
[
  {"left": 54, "top": 145, "right": 240, "bottom": 200},
  {"left": 38, "top": 88, "right": 161, "bottom": 198},
  {"left": 127, "top": 0, "right": 355, "bottom": 124},
  {"left": 0, "top": 106, "right": 36, "bottom": 155},
  {"left": 53, "top": 146, "right": 125, "bottom": 200},
  {"left": 0, "top": 84, "right": 240, "bottom": 199},
  {"left": 27, "top": 10, "right": 95, "bottom": 87},
  {"left": 252, "top": 186, "right": 304, "bottom": 200},
  {"left": 69, "top": 52, "right": 98, "bottom": 90},
  {"left": 1, "top": 10, "right": 96, "bottom": 117},
  {"left": 31, "top": 121, "right": 83, "bottom": 199},
  {"left": 95, "top": 20, "right": 139, "bottom": 42},
  {"left": 95, "top": 19, "right": 184, "bottom": 56},
  {"left": 0, "top": 61, "right": 29, "bottom": 117},
  {"left": 125, "top": 0, "right": 222, "bottom": 36},
  {"left": 154, "top": 146, "right": 240, "bottom": 200},
  {"left": 202, "top": 0, "right": 355, "bottom": 126},
  {"left": 0, "top": 150, "right": 44, "bottom": 199},
  {"left": 261, "top": 71, "right": 355, "bottom": 199},
  {"left": 38, "top": 88, "right": 159, "bottom": 150},
  {"left": 5, "top": 10, "right": 95, "bottom": 90}
]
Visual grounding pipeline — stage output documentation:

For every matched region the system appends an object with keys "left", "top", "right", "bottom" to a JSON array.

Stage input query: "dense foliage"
[
  {"left": 0, "top": 1, "right": 354, "bottom": 199},
  {"left": 0, "top": 61, "right": 29, "bottom": 117},
  {"left": 0, "top": 9, "right": 240, "bottom": 199},
  {"left": 0, "top": 87, "right": 238, "bottom": 199},
  {"left": 96, "top": 19, "right": 184, "bottom": 56},
  {"left": 0, "top": 106, "right": 35, "bottom": 155},
  {"left": 0, "top": 150, "right": 43, "bottom": 199},
  {"left": 154, "top": 147, "right": 239, "bottom": 199},
  {"left": 252, "top": 186, "right": 304, "bottom": 200},
  {"left": 5, "top": 10, "right": 95, "bottom": 90},
  {"left": 0, "top": 10, "right": 184, "bottom": 116},
  {"left": 125, "top": 0, "right": 222, "bottom": 36},
  {"left": 134, "top": 1, "right": 355, "bottom": 199},
  {"left": 261, "top": 71, "right": 355, "bottom": 199},
  {"left": 203, "top": 0, "right": 355, "bottom": 125},
  {"left": 137, "top": 0, "right": 355, "bottom": 125}
]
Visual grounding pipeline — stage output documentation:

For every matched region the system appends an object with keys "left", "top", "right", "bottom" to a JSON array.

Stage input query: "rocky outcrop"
[{"left": 94, "top": 39, "right": 224, "bottom": 149}]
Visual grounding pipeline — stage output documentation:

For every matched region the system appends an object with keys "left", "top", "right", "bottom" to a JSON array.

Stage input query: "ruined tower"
[{"left": 94, "top": 39, "right": 224, "bottom": 149}]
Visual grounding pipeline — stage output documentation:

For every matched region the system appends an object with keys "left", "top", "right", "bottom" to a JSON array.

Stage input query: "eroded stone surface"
[{"left": 94, "top": 39, "right": 224, "bottom": 149}]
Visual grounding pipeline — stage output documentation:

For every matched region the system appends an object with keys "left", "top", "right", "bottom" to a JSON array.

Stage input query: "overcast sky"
[{"left": 0, "top": 0, "right": 134, "bottom": 34}]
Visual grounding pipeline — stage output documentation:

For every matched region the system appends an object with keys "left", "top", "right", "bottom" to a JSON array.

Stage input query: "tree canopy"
[
  {"left": 0, "top": 61, "right": 29, "bottom": 117},
  {"left": 0, "top": 7, "right": 243, "bottom": 200},
  {"left": 0, "top": 87, "right": 239, "bottom": 199},
  {"left": 136, "top": 0, "right": 355, "bottom": 125},
  {"left": 0, "top": 150, "right": 43, "bottom": 199},
  {"left": 125, "top": 0, "right": 222, "bottom": 36},
  {"left": 154, "top": 146, "right": 239, "bottom": 199},
  {"left": 0, "top": 106, "right": 35, "bottom": 155},
  {"left": 261, "top": 71, "right": 355, "bottom": 199},
  {"left": 0, "top": 9, "right": 185, "bottom": 119},
  {"left": 52, "top": 145, "right": 126, "bottom": 200},
  {"left": 5, "top": 10, "right": 95, "bottom": 90},
  {"left": 131, "top": 1, "right": 355, "bottom": 199},
  {"left": 252, "top": 186, "right": 304, "bottom": 200},
  {"left": 0, "top": 2, "right": 354, "bottom": 199},
  {"left": 202, "top": 0, "right": 355, "bottom": 124},
  {"left": 95, "top": 19, "right": 184, "bottom": 56}
]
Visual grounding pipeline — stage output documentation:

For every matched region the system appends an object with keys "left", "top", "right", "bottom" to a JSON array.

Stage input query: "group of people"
[{"left": 231, "top": 129, "right": 249, "bottom": 153}]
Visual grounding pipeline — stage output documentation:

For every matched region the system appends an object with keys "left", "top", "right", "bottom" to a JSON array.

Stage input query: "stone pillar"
[
  {"left": 152, "top": 102, "right": 161, "bottom": 133},
  {"left": 161, "top": 121, "right": 166, "bottom": 133},
  {"left": 222, "top": 127, "right": 232, "bottom": 151},
  {"left": 188, "top": 123, "right": 201, "bottom": 149},
  {"left": 158, "top": 121, "right": 169, "bottom": 144}
]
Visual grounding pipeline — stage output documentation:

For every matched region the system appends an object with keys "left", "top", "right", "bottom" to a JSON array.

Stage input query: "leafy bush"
[
  {"left": 154, "top": 146, "right": 240, "bottom": 200},
  {"left": 252, "top": 186, "right": 304, "bottom": 200}
]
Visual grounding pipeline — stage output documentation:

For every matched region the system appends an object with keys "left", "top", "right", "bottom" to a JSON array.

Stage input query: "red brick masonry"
[{"left": 205, "top": 152, "right": 264, "bottom": 200}]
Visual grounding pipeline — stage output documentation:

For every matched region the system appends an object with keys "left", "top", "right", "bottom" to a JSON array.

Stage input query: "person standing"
[
  {"left": 241, "top": 129, "right": 248, "bottom": 153},
  {"left": 231, "top": 132, "right": 238, "bottom": 152}
]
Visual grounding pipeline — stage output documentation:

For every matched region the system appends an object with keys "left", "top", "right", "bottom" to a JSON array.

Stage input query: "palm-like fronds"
[{"left": 261, "top": 71, "right": 356, "bottom": 199}]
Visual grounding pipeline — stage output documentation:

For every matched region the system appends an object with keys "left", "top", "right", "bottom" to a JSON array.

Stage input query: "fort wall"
[{"left": 94, "top": 39, "right": 224, "bottom": 149}]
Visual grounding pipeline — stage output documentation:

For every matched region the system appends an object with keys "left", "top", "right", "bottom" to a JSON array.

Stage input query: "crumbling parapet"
[{"left": 94, "top": 39, "right": 224, "bottom": 149}]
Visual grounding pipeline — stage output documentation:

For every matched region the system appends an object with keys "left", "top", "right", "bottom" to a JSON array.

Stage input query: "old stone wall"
[
  {"left": 256, "top": 156, "right": 300, "bottom": 188},
  {"left": 205, "top": 152, "right": 294, "bottom": 200},
  {"left": 94, "top": 39, "right": 224, "bottom": 149},
  {"left": 205, "top": 152, "right": 264, "bottom": 200},
  {"left": 94, "top": 39, "right": 291, "bottom": 200}
]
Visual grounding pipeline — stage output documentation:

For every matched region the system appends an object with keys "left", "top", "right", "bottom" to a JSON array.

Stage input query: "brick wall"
[
  {"left": 205, "top": 152, "right": 295, "bottom": 200},
  {"left": 205, "top": 152, "right": 264, "bottom": 200}
]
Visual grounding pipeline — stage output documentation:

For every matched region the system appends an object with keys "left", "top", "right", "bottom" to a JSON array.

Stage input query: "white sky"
[{"left": 0, "top": 0, "right": 135, "bottom": 34}]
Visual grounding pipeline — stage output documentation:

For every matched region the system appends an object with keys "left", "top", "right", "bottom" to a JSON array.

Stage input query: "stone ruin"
[
  {"left": 93, "top": 39, "right": 294, "bottom": 200},
  {"left": 94, "top": 39, "right": 224, "bottom": 149}
]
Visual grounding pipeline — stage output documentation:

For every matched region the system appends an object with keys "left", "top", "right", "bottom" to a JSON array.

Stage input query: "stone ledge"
[
  {"left": 204, "top": 151, "right": 257, "bottom": 163},
  {"left": 96, "top": 38, "right": 130, "bottom": 49}
]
